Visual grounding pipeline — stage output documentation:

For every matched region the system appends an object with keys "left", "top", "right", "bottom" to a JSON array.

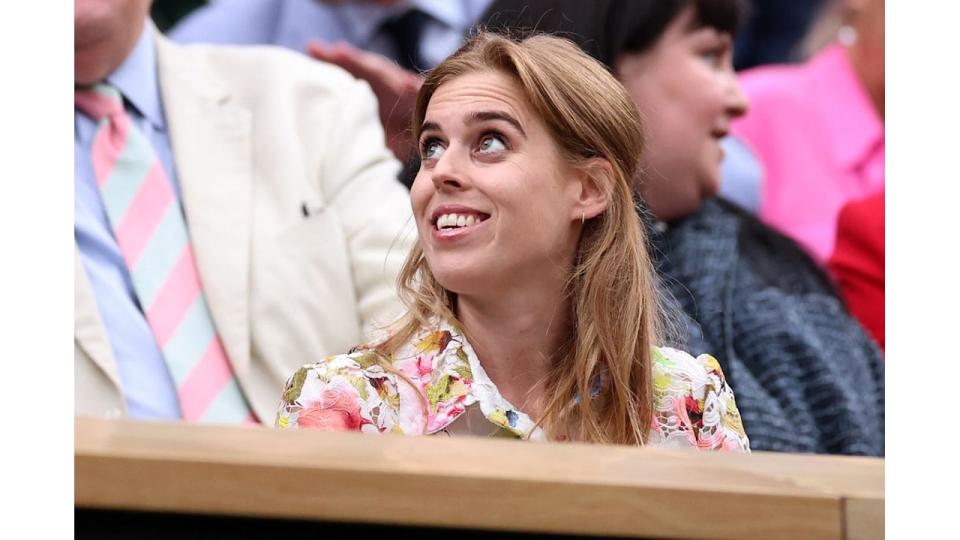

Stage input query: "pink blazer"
[{"left": 731, "top": 45, "right": 884, "bottom": 264}]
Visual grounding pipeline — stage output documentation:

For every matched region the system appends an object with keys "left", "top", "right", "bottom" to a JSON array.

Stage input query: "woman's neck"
[
  {"left": 455, "top": 273, "right": 571, "bottom": 420},
  {"left": 847, "top": 42, "right": 885, "bottom": 119}
]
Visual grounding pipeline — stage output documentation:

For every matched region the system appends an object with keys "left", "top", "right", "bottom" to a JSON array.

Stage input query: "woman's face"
[
  {"left": 615, "top": 6, "right": 748, "bottom": 221},
  {"left": 410, "top": 70, "right": 588, "bottom": 296}
]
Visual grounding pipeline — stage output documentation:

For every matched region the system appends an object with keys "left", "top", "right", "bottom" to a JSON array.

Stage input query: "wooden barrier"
[{"left": 75, "top": 417, "right": 883, "bottom": 539}]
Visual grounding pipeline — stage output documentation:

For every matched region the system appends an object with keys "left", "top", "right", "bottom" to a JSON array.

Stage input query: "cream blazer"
[{"left": 75, "top": 32, "right": 415, "bottom": 423}]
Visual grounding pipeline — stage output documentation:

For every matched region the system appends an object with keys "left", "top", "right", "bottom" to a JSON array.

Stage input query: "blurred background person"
[
  {"left": 614, "top": 0, "right": 883, "bottom": 455},
  {"left": 75, "top": 0, "right": 411, "bottom": 424},
  {"left": 724, "top": 0, "right": 885, "bottom": 266},
  {"left": 828, "top": 191, "right": 885, "bottom": 348}
]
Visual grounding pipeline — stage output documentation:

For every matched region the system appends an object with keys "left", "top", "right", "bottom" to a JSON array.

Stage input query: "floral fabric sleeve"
[
  {"left": 276, "top": 352, "right": 403, "bottom": 434},
  {"left": 650, "top": 347, "right": 751, "bottom": 452},
  {"left": 688, "top": 353, "right": 750, "bottom": 451}
]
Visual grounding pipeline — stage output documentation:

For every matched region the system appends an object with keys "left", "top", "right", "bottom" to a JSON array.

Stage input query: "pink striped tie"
[{"left": 76, "top": 84, "right": 257, "bottom": 425}]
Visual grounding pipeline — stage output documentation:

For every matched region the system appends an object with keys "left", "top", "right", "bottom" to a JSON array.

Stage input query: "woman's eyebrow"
[
  {"left": 420, "top": 111, "right": 527, "bottom": 139},
  {"left": 420, "top": 120, "right": 441, "bottom": 134},
  {"left": 466, "top": 110, "right": 527, "bottom": 139}
]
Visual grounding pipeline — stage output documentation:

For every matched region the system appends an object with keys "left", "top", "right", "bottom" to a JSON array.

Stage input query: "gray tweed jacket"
[{"left": 651, "top": 198, "right": 884, "bottom": 456}]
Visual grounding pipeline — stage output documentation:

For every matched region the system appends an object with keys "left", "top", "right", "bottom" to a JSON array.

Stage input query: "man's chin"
[{"left": 74, "top": 17, "right": 115, "bottom": 51}]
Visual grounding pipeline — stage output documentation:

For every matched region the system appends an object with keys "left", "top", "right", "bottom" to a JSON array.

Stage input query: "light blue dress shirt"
[
  {"left": 170, "top": 0, "right": 494, "bottom": 69},
  {"left": 719, "top": 135, "right": 764, "bottom": 214},
  {"left": 75, "top": 23, "right": 182, "bottom": 420}
]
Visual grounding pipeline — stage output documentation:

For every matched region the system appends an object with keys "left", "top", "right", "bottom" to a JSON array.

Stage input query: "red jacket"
[{"left": 828, "top": 193, "right": 885, "bottom": 349}]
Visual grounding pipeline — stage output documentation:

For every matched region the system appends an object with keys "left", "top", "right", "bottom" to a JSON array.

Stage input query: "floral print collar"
[{"left": 395, "top": 320, "right": 545, "bottom": 440}]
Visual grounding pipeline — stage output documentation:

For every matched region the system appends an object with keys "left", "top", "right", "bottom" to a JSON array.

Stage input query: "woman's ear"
[{"left": 571, "top": 157, "right": 613, "bottom": 221}]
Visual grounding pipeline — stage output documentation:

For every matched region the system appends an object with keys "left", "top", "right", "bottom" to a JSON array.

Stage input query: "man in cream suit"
[{"left": 75, "top": 0, "right": 412, "bottom": 424}]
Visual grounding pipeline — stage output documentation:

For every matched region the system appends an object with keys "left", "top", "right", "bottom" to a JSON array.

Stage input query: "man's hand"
[{"left": 308, "top": 40, "right": 424, "bottom": 161}]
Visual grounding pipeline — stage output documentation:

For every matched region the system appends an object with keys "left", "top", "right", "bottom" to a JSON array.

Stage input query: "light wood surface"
[{"left": 75, "top": 417, "right": 884, "bottom": 539}]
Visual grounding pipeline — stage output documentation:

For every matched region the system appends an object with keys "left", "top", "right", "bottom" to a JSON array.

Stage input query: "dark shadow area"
[{"left": 76, "top": 508, "right": 624, "bottom": 540}]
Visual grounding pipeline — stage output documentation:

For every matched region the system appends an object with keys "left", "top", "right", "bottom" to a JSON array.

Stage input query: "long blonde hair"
[{"left": 374, "top": 32, "right": 662, "bottom": 445}]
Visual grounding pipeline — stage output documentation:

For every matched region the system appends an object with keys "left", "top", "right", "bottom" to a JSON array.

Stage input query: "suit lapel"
[
  {"left": 154, "top": 32, "right": 254, "bottom": 377},
  {"left": 75, "top": 250, "right": 122, "bottom": 388}
]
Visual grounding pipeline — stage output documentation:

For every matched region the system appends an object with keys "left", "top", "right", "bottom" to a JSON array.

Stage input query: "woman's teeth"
[{"left": 436, "top": 213, "right": 479, "bottom": 230}]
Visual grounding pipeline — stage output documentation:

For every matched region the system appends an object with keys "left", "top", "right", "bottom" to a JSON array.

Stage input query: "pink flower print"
[
  {"left": 720, "top": 436, "right": 742, "bottom": 451},
  {"left": 673, "top": 395, "right": 698, "bottom": 445},
  {"left": 396, "top": 357, "right": 417, "bottom": 378},
  {"left": 297, "top": 386, "right": 369, "bottom": 432},
  {"left": 427, "top": 394, "right": 467, "bottom": 432},
  {"left": 397, "top": 353, "right": 436, "bottom": 381},
  {"left": 674, "top": 395, "right": 693, "bottom": 429},
  {"left": 396, "top": 378, "right": 428, "bottom": 434},
  {"left": 649, "top": 411, "right": 664, "bottom": 434},
  {"left": 696, "top": 428, "right": 725, "bottom": 450},
  {"left": 415, "top": 354, "right": 435, "bottom": 378}
]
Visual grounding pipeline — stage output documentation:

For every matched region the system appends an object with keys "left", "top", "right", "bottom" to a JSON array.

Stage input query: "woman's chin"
[
  {"left": 433, "top": 276, "right": 479, "bottom": 298},
  {"left": 700, "top": 170, "right": 721, "bottom": 199},
  {"left": 431, "top": 267, "right": 491, "bottom": 299}
]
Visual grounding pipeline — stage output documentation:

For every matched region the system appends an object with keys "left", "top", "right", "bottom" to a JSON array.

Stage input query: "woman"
[
  {"left": 511, "top": 0, "right": 884, "bottom": 455},
  {"left": 277, "top": 32, "right": 749, "bottom": 450}
]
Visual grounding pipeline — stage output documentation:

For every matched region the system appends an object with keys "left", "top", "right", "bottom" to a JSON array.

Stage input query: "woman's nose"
[
  {"left": 724, "top": 73, "right": 749, "bottom": 119},
  {"left": 430, "top": 147, "right": 468, "bottom": 191}
]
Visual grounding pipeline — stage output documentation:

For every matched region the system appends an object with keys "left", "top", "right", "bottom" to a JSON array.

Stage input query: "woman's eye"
[
  {"left": 422, "top": 140, "right": 445, "bottom": 161},
  {"left": 477, "top": 134, "right": 507, "bottom": 155},
  {"left": 699, "top": 39, "right": 731, "bottom": 68},
  {"left": 700, "top": 48, "right": 723, "bottom": 66}
]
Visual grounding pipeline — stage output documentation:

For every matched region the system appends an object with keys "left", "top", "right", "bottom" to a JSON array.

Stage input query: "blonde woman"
[{"left": 276, "top": 32, "right": 749, "bottom": 450}]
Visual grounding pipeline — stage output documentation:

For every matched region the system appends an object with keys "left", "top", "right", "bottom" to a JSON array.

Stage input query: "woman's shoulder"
[
  {"left": 275, "top": 322, "right": 473, "bottom": 435},
  {"left": 276, "top": 350, "right": 416, "bottom": 434},
  {"left": 649, "top": 347, "right": 751, "bottom": 452}
]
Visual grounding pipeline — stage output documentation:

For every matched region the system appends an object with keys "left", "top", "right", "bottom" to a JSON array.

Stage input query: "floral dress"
[{"left": 276, "top": 320, "right": 750, "bottom": 451}]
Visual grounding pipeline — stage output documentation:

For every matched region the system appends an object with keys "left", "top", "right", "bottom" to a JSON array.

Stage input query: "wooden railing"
[{"left": 75, "top": 417, "right": 883, "bottom": 539}]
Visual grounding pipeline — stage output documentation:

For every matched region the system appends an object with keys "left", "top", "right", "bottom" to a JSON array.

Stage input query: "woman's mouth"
[
  {"left": 428, "top": 209, "right": 492, "bottom": 242},
  {"left": 432, "top": 211, "right": 491, "bottom": 232}
]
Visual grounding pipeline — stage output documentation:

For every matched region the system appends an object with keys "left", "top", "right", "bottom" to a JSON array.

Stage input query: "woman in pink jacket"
[{"left": 728, "top": 0, "right": 885, "bottom": 265}]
